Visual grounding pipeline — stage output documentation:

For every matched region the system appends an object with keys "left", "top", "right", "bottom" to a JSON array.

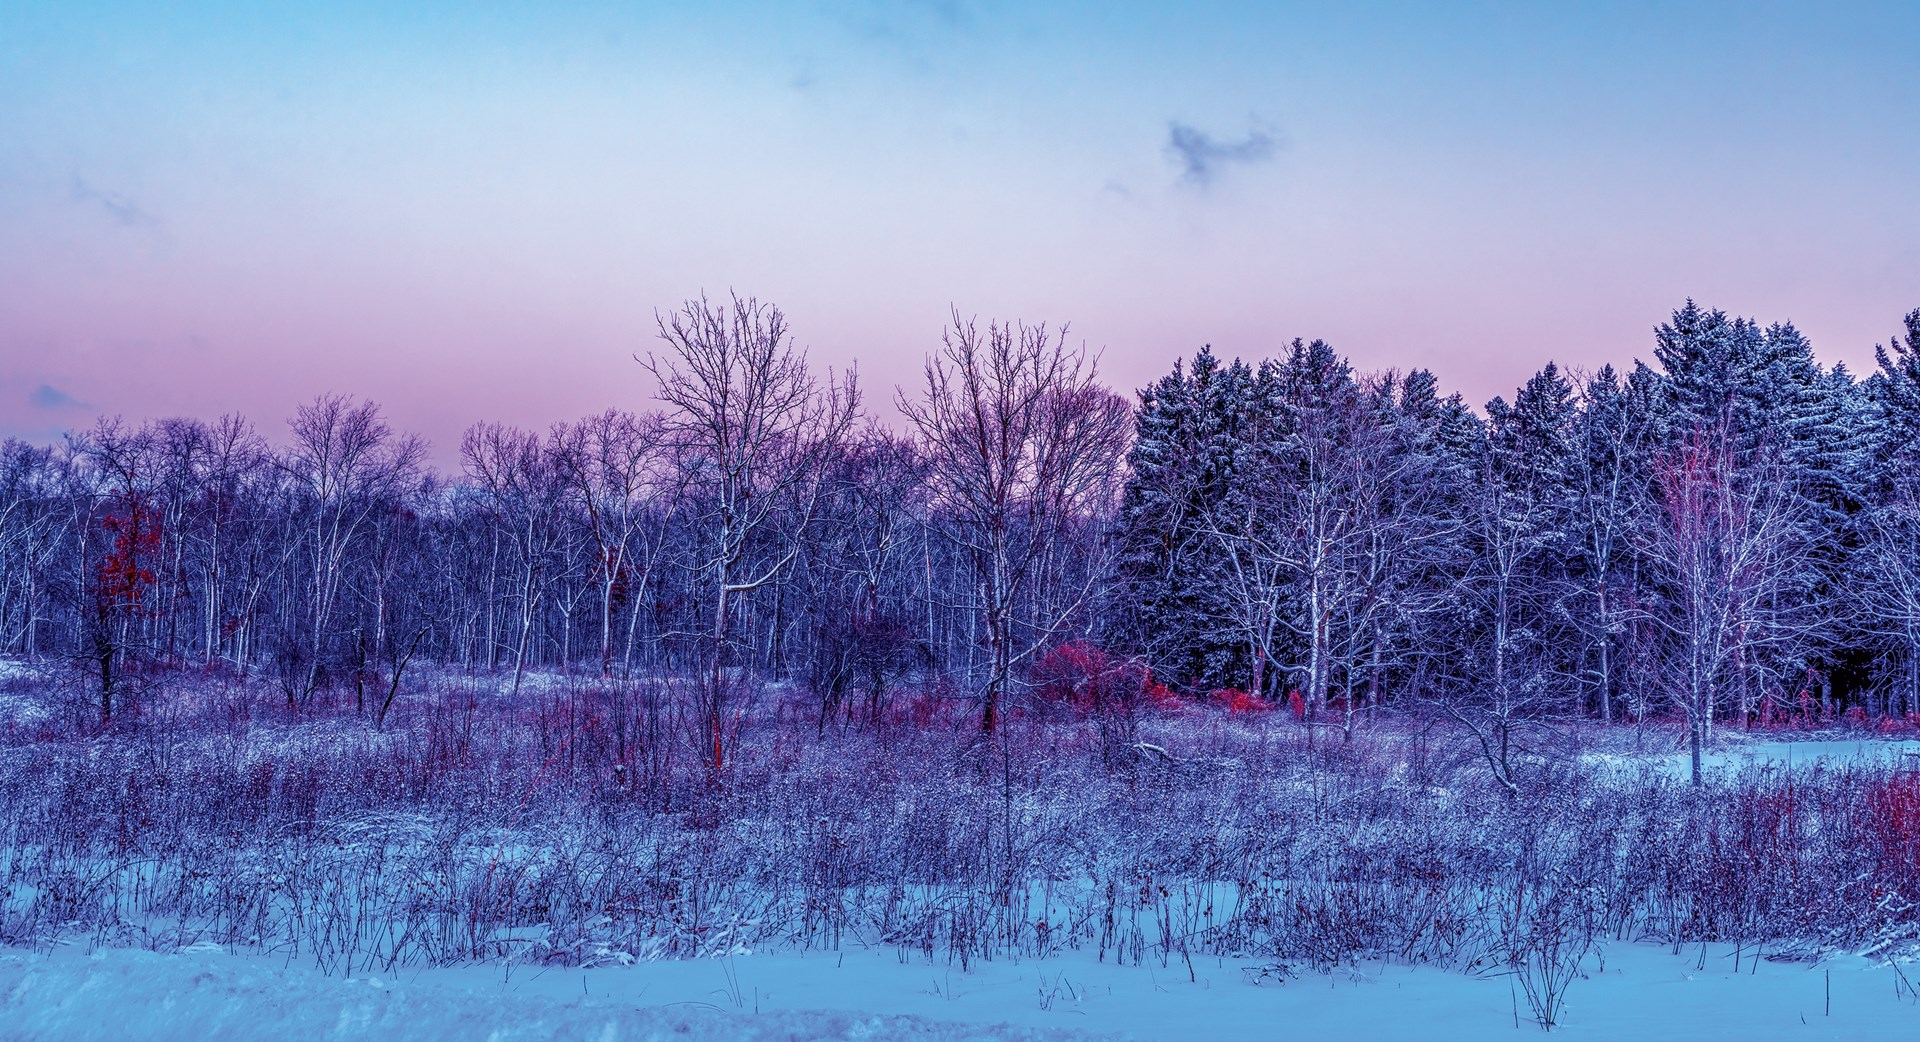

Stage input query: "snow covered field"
[
  {"left": 1586, "top": 734, "right": 1920, "bottom": 781},
  {"left": 3, "top": 938, "right": 1915, "bottom": 1041},
  {"left": 5, "top": 658, "right": 1920, "bottom": 1040},
  {"left": 1687, "top": 738, "right": 1920, "bottom": 775}
]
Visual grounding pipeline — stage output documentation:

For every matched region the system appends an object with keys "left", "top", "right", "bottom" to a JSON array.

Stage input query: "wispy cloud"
[
  {"left": 70, "top": 176, "right": 155, "bottom": 228},
  {"left": 30, "top": 384, "right": 89, "bottom": 410},
  {"left": 1166, "top": 121, "right": 1277, "bottom": 187}
]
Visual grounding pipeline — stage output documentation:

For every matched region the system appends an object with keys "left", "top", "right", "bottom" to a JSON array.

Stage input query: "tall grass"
[{"left": 0, "top": 664, "right": 1915, "bottom": 1026}]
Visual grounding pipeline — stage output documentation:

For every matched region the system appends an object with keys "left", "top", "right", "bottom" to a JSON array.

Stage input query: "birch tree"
[
  {"left": 283, "top": 396, "right": 424, "bottom": 706},
  {"left": 1642, "top": 428, "right": 1817, "bottom": 784},
  {"left": 462, "top": 422, "right": 571, "bottom": 697},
  {"left": 900, "top": 312, "right": 1129, "bottom": 732},
  {"left": 550, "top": 410, "right": 676, "bottom": 678},
  {"left": 644, "top": 293, "right": 858, "bottom": 769}
]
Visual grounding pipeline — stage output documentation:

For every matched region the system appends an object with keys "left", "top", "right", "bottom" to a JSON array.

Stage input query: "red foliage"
[
  {"left": 1210, "top": 688, "right": 1270, "bottom": 715},
  {"left": 1753, "top": 682, "right": 1832, "bottom": 732},
  {"left": 1861, "top": 771, "right": 1920, "bottom": 887},
  {"left": 1030, "top": 640, "right": 1164, "bottom": 718},
  {"left": 1872, "top": 773, "right": 1920, "bottom": 834},
  {"left": 1144, "top": 676, "right": 1181, "bottom": 710},
  {"left": 904, "top": 691, "right": 947, "bottom": 729},
  {"left": 881, "top": 681, "right": 966, "bottom": 729},
  {"left": 1875, "top": 714, "right": 1917, "bottom": 735},
  {"left": 97, "top": 492, "right": 163, "bottom": 614},
  {"left": 1287, "top": 689, "right": 1306, "bottom": 720}
]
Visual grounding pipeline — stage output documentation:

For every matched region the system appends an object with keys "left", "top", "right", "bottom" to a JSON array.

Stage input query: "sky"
[{"left": 2, "top": 1, "right": 1916, "bottom": 459}]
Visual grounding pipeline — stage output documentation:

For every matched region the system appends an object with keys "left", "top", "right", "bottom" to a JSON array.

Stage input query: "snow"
[
  {"left": 0, "top": 945, "right": 1101, "bottom": 1042},
  {"left": 4, "top": 940, "right": 1916, "bottom": 1041},
  {"left": 1590, "top": 735, "right": 1920, "bottom": 781},
  {"left": 0, "top": 657, "right": 51, "bottom": 729},
  {"left": 1694, "top": 738, "right": 1920, "bottom": 773},
  {"left": 6, "top": 702, "right": 1918, "bottom": 1040}
]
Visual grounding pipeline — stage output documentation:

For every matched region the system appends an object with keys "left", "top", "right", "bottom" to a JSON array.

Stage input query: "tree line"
[{"left": 2, "top": 296, "right": 1917, "bottom": 777}]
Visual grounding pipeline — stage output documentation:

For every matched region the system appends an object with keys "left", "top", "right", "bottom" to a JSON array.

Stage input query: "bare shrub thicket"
[{"left": 1, "top": 672, "right": 1916, "bottom": 1015}]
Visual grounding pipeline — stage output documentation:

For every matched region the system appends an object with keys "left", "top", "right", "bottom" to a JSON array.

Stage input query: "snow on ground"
[
  {"left": 1693, "top": 737, "right": 1920, "bottom": 773},
  {"left": 0, "top": 945, "right": 1103, "bottom": 1042},
  {"left": 1585, "top": 733, "right": 1920, "bottom": 782},
  {"left": 3, "top": 940, "right": 1915, "bottom": 1041},
  {"left": 0, "top": 657, "right": 52, "bottom": 730}
]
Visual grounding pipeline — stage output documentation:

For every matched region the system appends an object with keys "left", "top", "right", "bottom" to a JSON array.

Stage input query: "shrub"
[{"left": 1210, "top": 688, "right": 1269, "bottom": 715}]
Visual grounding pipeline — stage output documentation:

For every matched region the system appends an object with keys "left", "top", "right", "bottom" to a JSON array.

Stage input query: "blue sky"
[{"left": 3, "top": 1, "right": 1916, "bottom": 452}]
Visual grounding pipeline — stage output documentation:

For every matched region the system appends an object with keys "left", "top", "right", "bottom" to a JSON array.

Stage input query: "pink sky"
[{"left": 4, "top": 2, "right": 1915, "bottom": 461}]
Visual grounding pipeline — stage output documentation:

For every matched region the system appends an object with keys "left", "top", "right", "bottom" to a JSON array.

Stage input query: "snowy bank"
[
  {"left": 3, "top": 942, "right": 1916, "bottom": 1041},
  {"left": 0, "top": 945, "right": 1105, "bottom": 1042}
]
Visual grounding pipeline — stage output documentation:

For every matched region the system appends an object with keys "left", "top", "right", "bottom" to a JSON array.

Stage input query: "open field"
[{"left": 2, "top": 662, "right": 1918, "bottom": 1038}]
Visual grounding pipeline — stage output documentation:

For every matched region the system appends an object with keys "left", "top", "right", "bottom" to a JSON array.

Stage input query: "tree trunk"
[{"left": 1688, "top": 713, "right": 1705, "bottom": 787}]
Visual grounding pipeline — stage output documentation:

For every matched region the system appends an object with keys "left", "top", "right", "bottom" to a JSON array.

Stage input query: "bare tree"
[
  {"left": 1566, "top": 367, "right": 1656, "bottom": 723},
  {"left": 1640, "top": 427, "right": 1817, "bottom": 784},
  {"left": 1198, "top": 353, "right": 1438, "bottom": 743},
  {"left": 1855, "top": 485, "right": 1920, "bottom": 716},
  {"left": 643, "top": 293, "right": 858, "bottom": 769},
  {"left": 0, "top": 440, "right": 66, "bottom": 661},
  {"left": 1199, "top": 486, "right": 1292, "bottom": 707},
  {"left": 70, "top": 419, "right": 161, "bottom": 722},
  {"left": 1859, "top": 309, "right": 1920, "bottom": 717},
  {"left": 1446, "top": 432, "right": 1551, "bottom": 796},
  {"left": 1436, "top": 368, "right": 1581, "bottom": 795},
  {"left": 462, "top": 423, "right": 571, "bottom": 698},
  {"left": 804, "top": 426, "right": 933, "bottom": 728},
  {"left": 192, "top": 415, "right": 270, "bottom": 667},
  {"left": 900, "top": 312, "right": 1130, "bottom": 732},
  {"left": 550, "top": 410, "right": 677, "bottom": 679},
  {"left": 283, "top": 396, "right": 425, "bottom": 707}
]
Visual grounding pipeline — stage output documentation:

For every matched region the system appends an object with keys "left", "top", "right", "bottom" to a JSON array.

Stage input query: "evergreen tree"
[
  {"left": 1646, "top": 303, "right": 1850, "bottom": 717},
  {"left": 1854, "top": 310, "right": 1920, "bottom": 715},
  {"left": 1114, "top": 347, "right": 1258, "bottom": 691}
]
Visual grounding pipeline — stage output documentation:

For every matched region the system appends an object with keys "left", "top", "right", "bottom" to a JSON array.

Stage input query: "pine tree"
[
  {"left": 1868, "top": 309, "right": 1920, "bottom": 473},
  {"left": 1646, "top": 304, "right": 1847, "bottom": 718},
  {"left": 1854, "top": 310, "right": 1920, "bottom": 715},
  {"left": 1114, "top": 347, "right": 1258, "bottom": 691}
]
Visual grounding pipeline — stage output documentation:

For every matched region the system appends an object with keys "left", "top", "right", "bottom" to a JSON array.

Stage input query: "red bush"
[
  {"left": 1861, "top": 771, "right": 1920, "bottom": 890},
  {"left": 1029, "top": 641, "right": 1163, "bottom": 718},
  {"left": 1211, "top": 688, "right": 1270, "bottom": 715},
  {"left": 883, "top": 681, "right": 965, "bottom": 729},
  {"left": 1145, "top": 676, "right": 1181, "bottom": 710}
]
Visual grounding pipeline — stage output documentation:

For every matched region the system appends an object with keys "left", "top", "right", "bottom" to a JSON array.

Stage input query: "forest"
[
  {"left": 3, "top": 297, "right": 1917, "bottom": 782},
  {"left": 3, "top": 297, "right": 1920, "bottom": 1033}
]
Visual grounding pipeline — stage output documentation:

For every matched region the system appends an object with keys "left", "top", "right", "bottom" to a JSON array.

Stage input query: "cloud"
[
  {"left": 1165, "top": 121, "right": 1277, "bottom": 187},
  {"left": 70, "top": 176, "right": 156, "bottom": 227},
  {"left": 30, "top": 384, "right": 88, "bottom": 410}
]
